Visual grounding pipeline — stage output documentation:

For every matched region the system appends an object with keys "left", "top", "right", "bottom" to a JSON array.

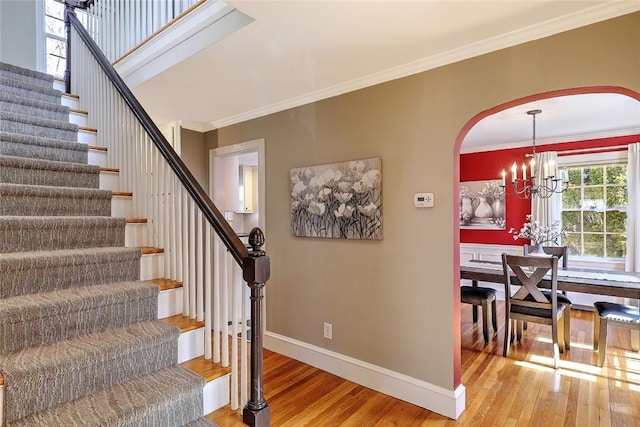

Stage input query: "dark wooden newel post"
[{"left": 242, "top": 228, "right": 271, "bottom": 427}]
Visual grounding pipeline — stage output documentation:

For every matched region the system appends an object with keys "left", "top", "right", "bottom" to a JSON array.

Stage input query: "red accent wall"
[{"left": 460, "top": 134, "right": 640, "bottom": 244}]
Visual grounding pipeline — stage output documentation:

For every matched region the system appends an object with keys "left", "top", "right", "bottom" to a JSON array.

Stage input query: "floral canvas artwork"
[
  {"left": 460, "top": 179, "right": 505, "bottom": 230},
  {"left": 290, "top": 157, "right": 382, "bottom": 240}
]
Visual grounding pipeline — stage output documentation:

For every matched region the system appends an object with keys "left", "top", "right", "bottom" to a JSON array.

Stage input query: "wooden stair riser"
[
  {"left": 88, "top": 148, "right": 108, "bottom": 167},
  {"left": 61, "top": 93, "right": 79, "bottom": 109},
  {"left": 69, "top": 110, "right": 88, "bottom": 127},
  {"left": 140, "top": 251, "right": 164, "bottom": 281},
  {"left": 77, "top": 128, "right": 96, "bottom": 145},
  {"left": 99, "top": 169, "right": 120, "bottom": 191},
  {"left": 125, "top": 222, "right": 149, "bottom": 247},
  {"left": 111, "top": 192, "right": 132, "bottom": 217},
  {"left": 158, "top": 287, "right": 183, "bottom": 319},
  {"left": 178, "top": 327, "right": 205, "bottom": 364},
  {"left": 53, "top": 79, "right": 65, "bottom": 92}
]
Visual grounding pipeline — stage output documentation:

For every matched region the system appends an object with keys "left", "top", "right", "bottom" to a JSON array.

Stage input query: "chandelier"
[{"left": 500, "top": 109, "right": 568, "bottom": 199}]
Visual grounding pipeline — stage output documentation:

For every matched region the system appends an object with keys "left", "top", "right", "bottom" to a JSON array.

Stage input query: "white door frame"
[{"left": 209, "top": 138, "right": 266, "bottom": 240}]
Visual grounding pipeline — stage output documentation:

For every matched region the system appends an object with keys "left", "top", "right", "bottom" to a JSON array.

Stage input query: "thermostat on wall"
[{"left": 414, "top": 192, "right": 434, "bottom": 208}]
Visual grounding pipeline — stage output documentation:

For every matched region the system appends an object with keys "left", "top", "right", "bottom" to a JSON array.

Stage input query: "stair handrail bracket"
[
  {"left": 242, "top": 228, "right": 271, "bottom": 427},
  {"left": 64, "top": 3, "right": 271, "bottom": 425}
]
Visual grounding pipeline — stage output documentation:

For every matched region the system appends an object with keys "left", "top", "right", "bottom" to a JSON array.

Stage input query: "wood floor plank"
[{"left": 207, "top": 303, "right": 640, "bottom": 426}]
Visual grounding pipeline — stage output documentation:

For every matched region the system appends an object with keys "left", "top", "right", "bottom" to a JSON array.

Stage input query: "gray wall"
[
  {"left": 0, "top": 0, "right": 43, "bottom": 71},
  {"left": 180, "top": 128, "right": 206, "bottom": 189},
  {"left": 215, "top": 12, "right": 640, "bottom": 392}
]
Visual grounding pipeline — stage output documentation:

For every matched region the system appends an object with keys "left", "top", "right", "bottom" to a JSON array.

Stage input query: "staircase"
[{"left": 0, "top": 62, "right": 217, "bottom": 426}]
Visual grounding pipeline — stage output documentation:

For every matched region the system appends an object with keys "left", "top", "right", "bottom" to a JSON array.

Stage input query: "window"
[
  {"left": 561, "top": 161, "right": 627, "bottom": 258},
  {"left": 44, "top": 0, "right": 66, "bottom": 77}
]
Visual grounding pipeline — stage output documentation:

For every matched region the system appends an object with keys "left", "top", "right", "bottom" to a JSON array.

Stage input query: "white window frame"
[{"left": 557, "top": 150, "right": 628, "bottom": 270}]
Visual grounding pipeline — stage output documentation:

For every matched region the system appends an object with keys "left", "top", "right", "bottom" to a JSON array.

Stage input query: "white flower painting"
[{"left": 290, "top": 157, "right": 382, "bottom": 240}]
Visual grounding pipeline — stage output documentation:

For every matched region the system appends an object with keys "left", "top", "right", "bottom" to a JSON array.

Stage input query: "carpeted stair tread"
[
  {"left": 6, "top": 365, "right": 206, "bottom": 427},
  {"left": 1, "top": 320, "right": 181, "bottom": 423},
  {"left": 0, "top": 281, "right": 159, "bottom": 354},
  {"left": 0, "top": 62, "right": 211, "bottom": 426},
  {"left": 0, "top": 247, "right": 141, "bottom": 298},
  {"left": 0, "top": 62, "right": 55, "bottom": 88},
  {"left": 0, "top": 155, "right": 100, "bottom": 188},
  {"left": 0, "top": 216, "right": 125, "bottom": 252},
  {"left": 0, "top": 110, "right": 78, "bottom": 141},
  {"left": 0, "top": 75, "right": 61, "bottom": 104},
  {"left": 0, "top": 131, "right": 88, "bottom": 164},
  {"left": 0, "top": 91, "right": 69, "bottom": 121},
  {"left": 0, "top": 182, "right": 112, "bottom": 216}
]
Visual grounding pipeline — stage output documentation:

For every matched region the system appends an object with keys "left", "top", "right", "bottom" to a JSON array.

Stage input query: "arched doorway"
[{"left": 452, "top": 86, "right": 640, "bottom": 388}]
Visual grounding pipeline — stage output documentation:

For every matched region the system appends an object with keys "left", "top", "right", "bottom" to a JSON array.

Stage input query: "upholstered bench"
[
  {"left": 593, "top": 301, "right": 640, "bottom": 367},
  {"left": 461, "top": 285, "right": 497, "bottom": 344}
]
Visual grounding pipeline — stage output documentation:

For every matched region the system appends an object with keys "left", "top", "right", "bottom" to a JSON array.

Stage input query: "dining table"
[
  {"left": 460, "top": 259, "right": 640, "bottom": 350},
  {"left": 460, "top": 259, "right": 640, "bottom": 299}
]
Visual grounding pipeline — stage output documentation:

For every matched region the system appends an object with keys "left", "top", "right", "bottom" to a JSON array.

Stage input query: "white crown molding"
[
  {"left": 177, "top": 120, "right": 207, "bottom": 133},
  {"left": 460, "top": 127, "right": 640, "bottom": 154},
  {"left": 264, "top": 331, "right": 466, "bottom": 420},
  {"left": 209, "top": 3, "right": 640, "bottom": 129}
]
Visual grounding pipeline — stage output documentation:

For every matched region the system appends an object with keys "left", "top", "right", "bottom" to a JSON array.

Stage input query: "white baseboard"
[{"left": 264, "top": 332, "right": 465, "bottom": 420}]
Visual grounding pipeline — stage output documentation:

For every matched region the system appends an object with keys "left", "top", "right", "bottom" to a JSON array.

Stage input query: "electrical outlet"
[{"left": 323, "top": 322, "right": 332, "bottom": 339}]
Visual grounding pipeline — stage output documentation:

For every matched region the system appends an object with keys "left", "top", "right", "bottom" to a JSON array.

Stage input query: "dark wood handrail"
[{"left": 65, "top": 7, "right": 248, "bottom": 266}]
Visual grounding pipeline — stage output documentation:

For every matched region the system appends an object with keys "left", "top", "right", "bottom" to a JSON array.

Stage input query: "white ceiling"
[{"left": 131, "top": 1, "right": 640, "bottom": 149}]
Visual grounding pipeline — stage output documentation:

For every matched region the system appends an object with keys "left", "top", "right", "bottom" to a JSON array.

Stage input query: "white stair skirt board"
[
  {"left": 125, "top": 222, "right": 148, "bottom": 248},
  {"left": 78, "top": 129, "right": 96, "bottom": 145},
  {"left": 177, "top": 327, "right": 205, "bottom": 363},
  {"left": 111, "top": 194, "right": 132, "bottom": 218},
  {"left": 99, "top": 170, "right": 119, "bottom": 192},
  {"left": 203, "top": 373, "right": 231, "bottom": 415},
  {"left": 140, "top": 253, "right": 163, "bottom": 281},
  {"left": 264, "top": 332, "right": 466, "bottom": 420},
  {"left": 69, "top": 110, "right": 88, "bottom": 127},
  {"left": 88, "top": 149, "right": 107, "bottom": 167},
  {"left": 157, "top": 287, "right": 183, "bottom": 319},
  {"left": 61, "top": 94, "right": 79, "bottom": 109}
]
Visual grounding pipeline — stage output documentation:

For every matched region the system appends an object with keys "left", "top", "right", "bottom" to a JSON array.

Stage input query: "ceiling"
[{"left": 130, "top": 1, "right": 640, "bottom": 150}]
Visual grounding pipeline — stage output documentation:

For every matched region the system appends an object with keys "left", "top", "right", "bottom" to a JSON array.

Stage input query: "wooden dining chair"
[
  {"left": 460, "top": 284, "right": 498, "bottom": 344},
  {"left": 522, "top": 245, "right": 571, "bottom": 349},
  {"left": 501, "top": 253, "right": 567, "bottom": 369},
  {"left": 593, "top": 301, "right": 640, "bottom": 367}
]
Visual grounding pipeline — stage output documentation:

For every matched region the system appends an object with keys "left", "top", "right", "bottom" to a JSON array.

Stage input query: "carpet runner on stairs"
[{"left": 0, "top": 61, "right": 215, "bottom": 426}]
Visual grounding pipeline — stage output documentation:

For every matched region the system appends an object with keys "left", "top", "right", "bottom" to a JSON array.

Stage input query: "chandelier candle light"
[{"left": 500, "top": 109, "right": 569, "bottom": 199}]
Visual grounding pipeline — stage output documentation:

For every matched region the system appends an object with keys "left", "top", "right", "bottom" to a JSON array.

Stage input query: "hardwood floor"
[{"left": 207, "top": 303, "right": 640, "bottom": 426}]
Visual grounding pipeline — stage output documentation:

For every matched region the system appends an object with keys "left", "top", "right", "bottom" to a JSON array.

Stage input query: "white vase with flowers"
[{"left": 509, "top": 215, "right": 566, "bottom": 256}]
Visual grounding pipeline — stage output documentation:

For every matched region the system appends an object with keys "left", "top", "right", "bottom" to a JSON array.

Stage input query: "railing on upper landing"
[
  {"left": 78, "top": 0, "right": 204, "bottom": 64},
  {"left": 64, "top": 1, "right": 270, "bottom": 425}
]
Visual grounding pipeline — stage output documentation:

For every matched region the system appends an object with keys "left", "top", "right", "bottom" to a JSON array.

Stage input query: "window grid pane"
[{"left": 561, "top": 163, "right": 627, "bottom": 259}]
